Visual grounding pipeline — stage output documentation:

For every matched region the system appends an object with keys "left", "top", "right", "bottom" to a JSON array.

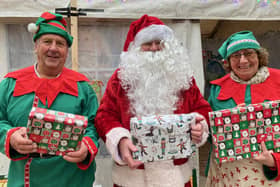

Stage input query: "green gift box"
[{"left": 209, "top": 100, "right": 280, "bottom": 164}]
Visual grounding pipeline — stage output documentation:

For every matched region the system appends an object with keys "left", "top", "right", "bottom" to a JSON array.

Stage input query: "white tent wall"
[
  {"left": 0, "top": 24, "right": 8, "bottom": 81},
  {"left": 0, "top": 0, "right": 280, "bottom": 20}
]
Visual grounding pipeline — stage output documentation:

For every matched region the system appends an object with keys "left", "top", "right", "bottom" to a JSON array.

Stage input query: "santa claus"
[{"left": 95, "top": 14, "right": 212, "bottom": 187}]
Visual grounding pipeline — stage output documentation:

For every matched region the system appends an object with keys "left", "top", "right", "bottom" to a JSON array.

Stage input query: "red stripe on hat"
[
  {"left": 60, "top": 18, "right": 67, "bottom": 27},
  {"left": 41, "top": 12, "right": 56, "bottom": 20},
  {"left": 48, "top": 22, "right": 66, "bottom": 31}
]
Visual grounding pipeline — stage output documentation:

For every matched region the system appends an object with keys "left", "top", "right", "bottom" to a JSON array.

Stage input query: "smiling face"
[
  {"left": 229, "top": 48, "right": 259, "bottom": 81},
  {"left": 35, "top": 34, "right": 68, "bottom": 78}
]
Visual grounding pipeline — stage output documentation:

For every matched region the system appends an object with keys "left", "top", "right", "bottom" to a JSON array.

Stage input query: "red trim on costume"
[
  {"left": 77, "top": 137, "right": 98, "bottom": 170},
  {"left": 210, "top": 68, "right": 280, "bottom": 104},
  {"left": 272, "top": 152, "right": 280, "bottom": 181},
  {"left": 210, "top": 74, "right": 246, "bottom": 104},
  {"left": 5, "top": 66, "right": 89, "bottom": 108},
  {"left": 24, "top": 158, "right": 32, "bottom": 187},
  {"left": 5, "top": 127, "right": 29, "bottom": 161}
]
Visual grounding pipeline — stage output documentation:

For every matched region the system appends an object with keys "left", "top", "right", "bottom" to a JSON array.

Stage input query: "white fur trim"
[
  {"left": 112, "top": 159, "right": 193, "bottom": 187},
  {"left": 105, "top": 127, "right": 131, "bottom": 165},
  {"left": 133, "top": 24, "right": 174, "bottom": 48},
  {"left": 191, "top": 112, "right": 209, "bottom": 147},
  {"left": 27, "top": 23, "right": 38, "bottom": 33}
]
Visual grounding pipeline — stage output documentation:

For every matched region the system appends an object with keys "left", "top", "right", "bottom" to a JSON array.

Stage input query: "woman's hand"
[{"left": 254, "top": 141, "right": 275, "bottom": 167}]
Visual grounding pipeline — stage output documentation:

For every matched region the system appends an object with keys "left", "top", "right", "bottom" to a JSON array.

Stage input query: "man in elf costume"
[
  {"left": 95, "top": 14, "right": 211, "bottom": 187},
  {"left": 0, "top": 12, "right": 99, "bottom": 187}
]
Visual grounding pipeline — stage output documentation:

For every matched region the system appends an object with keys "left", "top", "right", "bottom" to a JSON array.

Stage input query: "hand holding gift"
[
  {"left": 191, "top": 113, "right": 209, "bottom": 146},
  {"left": 118, "top": 137, "right": 143, "bottom": 169},
  {"left": 10, "top": 127, "right": 37, "bottom": 154},
  {"left": 63, "top": 141, "right": 88, "bottom": 163},
  {"left": 254, "top": 141, "right": 275, "bottom": 167},
  {"left": 191, "top": 116, "right": 206, "bottom": 144},
  {"left": 130, "top": 113, "right": 201, "bottom": 162}
]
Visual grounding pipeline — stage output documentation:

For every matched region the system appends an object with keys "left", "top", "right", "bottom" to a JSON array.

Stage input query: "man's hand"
[
  {"left": 191, "top": 116, "right": 205, "bottom": 144},
  {"left": 254, "top": 141, "right": 275, "bottom": 167},
  {"left": 63, "top": 141, "right": 88, "bottom": 163},
  {"left": 10, "top": 127, "right": 37, "bottom": 154},
  {"left": 118, "top": 137, "right": 142, "bottom": 169}
]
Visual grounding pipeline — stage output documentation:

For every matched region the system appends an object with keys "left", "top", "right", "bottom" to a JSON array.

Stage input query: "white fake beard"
[{"left": 118, "top": 38, "right": 194, "bottom": 117}]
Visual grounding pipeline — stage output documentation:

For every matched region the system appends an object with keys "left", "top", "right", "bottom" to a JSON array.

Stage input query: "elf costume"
[
  {"left": 0, "top": 12, "right": 99, "bottom": 187},
  {"left": 95, "top": 15, "right": 212, "bottom": 187},
  {"left": 206, "top": 31, "right": 280, "bottom": 187}
]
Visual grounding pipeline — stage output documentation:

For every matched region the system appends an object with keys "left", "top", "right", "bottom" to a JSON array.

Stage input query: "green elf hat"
[
  {"left": 218, "top": 31, "right": 260, "bottom": 59},
  {"left": 27, "top": 12, "right": 73, "bottom": 47}
]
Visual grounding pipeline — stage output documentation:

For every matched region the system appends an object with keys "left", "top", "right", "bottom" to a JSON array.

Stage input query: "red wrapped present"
[
  {"left": 209, "top": 100, "right": 280, "bottom": 164},
  {"left": 27, "top": 107, "right": 87, "bottom": 156}
]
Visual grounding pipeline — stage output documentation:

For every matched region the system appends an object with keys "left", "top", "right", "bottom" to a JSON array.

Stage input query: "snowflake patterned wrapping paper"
[
  {"left": 209, "top": 100, "right": 280, "bottom": 164},
  {"left": 27, "top": 107, "right": 87, "bottom": 156},
  {"left": 130, "top": 114, "right": 196, "bottom": 162}
]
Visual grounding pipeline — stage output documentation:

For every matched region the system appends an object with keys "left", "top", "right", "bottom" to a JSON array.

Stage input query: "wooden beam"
[{"left": 70, "top": 0, "right": 78, "bottom": 71}]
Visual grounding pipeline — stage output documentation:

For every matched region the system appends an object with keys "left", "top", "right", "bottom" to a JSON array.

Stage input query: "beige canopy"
[{"left": 0, "top": 0, "right": 279, "bottom": 20}]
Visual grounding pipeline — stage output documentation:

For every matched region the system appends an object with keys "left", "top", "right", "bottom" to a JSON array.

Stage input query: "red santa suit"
[{"left": 95, "top": 14, "right": 212, "bottom": 187}]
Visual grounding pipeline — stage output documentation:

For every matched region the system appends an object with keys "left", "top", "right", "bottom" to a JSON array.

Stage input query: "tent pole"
[{"left": 70, "top": 0, "right": 78, "bottom": 71}]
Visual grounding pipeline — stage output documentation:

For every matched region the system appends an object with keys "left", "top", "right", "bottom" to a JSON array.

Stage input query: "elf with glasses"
[{"left": 205, "top": 30, "right": 280, "bottom": 186}]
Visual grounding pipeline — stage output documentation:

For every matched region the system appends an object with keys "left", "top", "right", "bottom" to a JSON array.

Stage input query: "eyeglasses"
[{"left": 230, "top": 50, "right": 257, "bottom": 61}]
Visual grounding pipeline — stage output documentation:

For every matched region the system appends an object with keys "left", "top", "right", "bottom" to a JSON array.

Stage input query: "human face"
[
  {"left": 35, "top": 34, "right": 68, "bottom": 77},
  {"left": 229, "top": 49, "right": 259, "bottom": 81},
  {"left": 140, "top": 40, "right": 162, "bottom": 52}
]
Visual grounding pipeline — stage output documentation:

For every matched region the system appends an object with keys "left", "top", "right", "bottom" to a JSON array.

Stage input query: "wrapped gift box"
[
  {"left": 27, "top": 107, "right": 87, "bottom": 156},
  {"left": 130, "top": 114, "right": 196, "bottom": 162},
  {"left": 209, "top": 100, "right": 280, "bottom": 164}
]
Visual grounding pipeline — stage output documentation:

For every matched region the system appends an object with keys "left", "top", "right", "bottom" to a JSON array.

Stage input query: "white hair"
[
  {"left": 132, "top": 24, "right": 174, "bottom": 49},
  {"left": 118, "top": 37, "right": 194, "bottom": 117}
]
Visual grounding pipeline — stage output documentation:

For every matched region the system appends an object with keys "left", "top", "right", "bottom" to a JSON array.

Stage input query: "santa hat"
[
  {"left": 218, "top": 30, "right": 260, "bottom": 59},
  {"left": 123, "top": 14, "right": 174, "bottom": 51},
  {"left": 28, "top": 12, "right": 73, "bottom": 47}
]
